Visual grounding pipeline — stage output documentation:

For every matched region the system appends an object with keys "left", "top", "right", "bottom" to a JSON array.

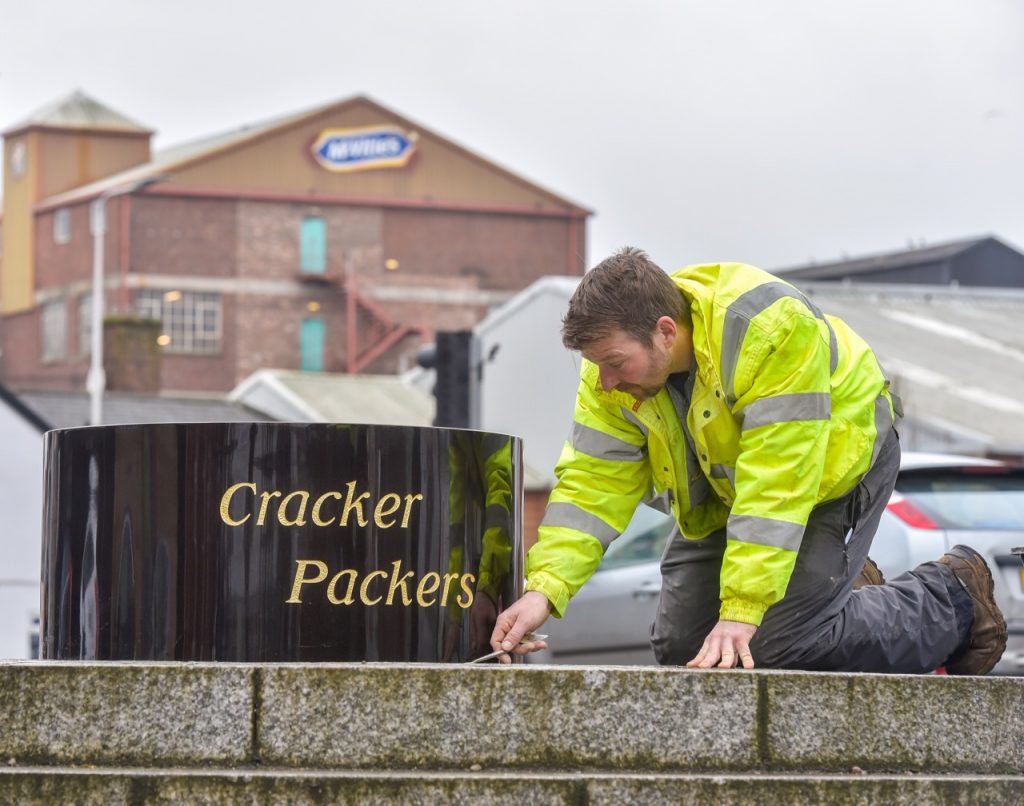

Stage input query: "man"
[{"left": 491, "top": 248, "right": 1007, "bottom": 673}]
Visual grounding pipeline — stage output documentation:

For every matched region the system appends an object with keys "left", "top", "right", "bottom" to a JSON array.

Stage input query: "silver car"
[{"left": 529, "top": 452, "right": 1024, "bottom": 674}]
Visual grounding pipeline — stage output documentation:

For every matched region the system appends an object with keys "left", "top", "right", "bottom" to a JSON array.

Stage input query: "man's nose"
[{"left": 599, "top": 366, "right": 617, "bottom": 391}]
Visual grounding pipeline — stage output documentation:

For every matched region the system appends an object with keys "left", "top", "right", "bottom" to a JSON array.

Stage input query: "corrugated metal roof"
[
  {"left": 796, "top": 282, "right": 1024, "bottom": 454},
  {"left": 16, "top": 390, "right": 271, "bottom": 430},
  {"left": 231, "top": 369, "right": 435, "bottom": 426},
  {"left": 776, "top": 236, "right": 992, "bottom": 280},
  {"left": 3, "top": 89, "right": 152, "bottom": 135}
]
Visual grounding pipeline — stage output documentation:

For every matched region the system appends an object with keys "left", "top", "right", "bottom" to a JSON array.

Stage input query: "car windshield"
[
  {"left": 897, "top": 467, "right": 1024, "bottom": 529},
  {"left": 600, "top": 504, "right": 676, "bottom": 570}
]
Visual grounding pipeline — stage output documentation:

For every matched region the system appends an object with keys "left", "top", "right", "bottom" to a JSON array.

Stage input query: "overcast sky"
[{"left": 2, "top": 0, "right": 1021, "bottom": 271}]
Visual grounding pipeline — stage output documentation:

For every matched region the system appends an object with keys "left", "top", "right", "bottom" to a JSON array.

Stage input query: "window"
[
  {"left": 41, "top": 300, "right": 67, "bottom": 363},
  {"left": 300, "top": 217, "right": 327, "bottom": 274},
  {"left": 896, "top": 468, "right": 1024, "bottom": 529},
  {"left": 597, "top": 504, "right": 676, "bottom": 571},
  {"left": 53, "top": 208, "right": 71, "bottom": 245},
  {"left": 136, "top": 289, "right": 222, "bottom": 354},
  {"left": 78, "top": 294, "right": 93, "bottom": 358},
  {"left": 300, "top": 317, "right": 325, "bottom": 371}
]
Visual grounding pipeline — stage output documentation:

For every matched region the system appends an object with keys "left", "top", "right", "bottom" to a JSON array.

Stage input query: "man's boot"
[
  {"left": 853, "top": 556, "right": 885, "bottom": 589},
  {"left": 938, "top": 545, "right": 1008, "bottom": 675}
]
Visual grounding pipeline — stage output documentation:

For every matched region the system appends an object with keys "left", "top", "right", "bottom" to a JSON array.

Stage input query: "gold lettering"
[
  {"left": 286, "top": 560, "right": 328, "bottom": 603},
  {"left": 415, "top": 572, "right": 441, "bottom": 607},
  {"left": 441, "top": 572, "right": 461, "bottom": 605},
  {"left": 257, "top": 490, "right": 282, "bottom": 526},
  {"left": 312, "top": 491, "right": 341, "bottom": 526},
  {"left": 341, "top": 481, "right": 370, "bottom": 527},
  {"left": 360, "top": 569, "right": 387, "bottom": 605},
  {"left": 278, "top": 490, "right": 310, "bottom": 527},
  {"left": 327, "top": 569, "right": 358, "bottom": 605},
  {"left": 401, "top": 493, "right": 424, "bottom": 528},
  {"left": 457, "top": 573, "right": 476, "bottom": 609},
  {"left": 385, "top": 559, "right": 415, "bottom": 605},
  {"left": 289, "top": 563, "right": 480, "bottom": 608},
  {"left": 219, "top": 482, "right": 256, "bottom": 526},
  {"left": 374, "top": 493, "right": 402, "bottom": 528}
]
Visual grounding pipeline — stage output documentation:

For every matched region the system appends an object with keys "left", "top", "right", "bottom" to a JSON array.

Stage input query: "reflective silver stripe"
[
  {"left": 621, "top": 407, "right": 649, "bottom": 437},
  {"left": 571, "top": 422, "right": 645, "bottom": 462},
  {"left": 870, "top": 393, "right": 893, "bottom": 467},
  {"left": 483, "top": 434, "right": 509, "bottom": 456},
  {"left": 742, "top": 392, "right": 831, "bottom": 431},
  {"left": 721, "top": 282, "right": 838, "bottom": 405},
  {"left": 710, "top": 464, "right": 736, "bottom": 487},
  {"left": 541, "top": 501, "right": 620, "bottom": 547},
  {"left": 486, "top": 504, "right": 509, "bottom": 531},
  {"left": 728, "top": 514, "right": 804, "bottom": 551}
]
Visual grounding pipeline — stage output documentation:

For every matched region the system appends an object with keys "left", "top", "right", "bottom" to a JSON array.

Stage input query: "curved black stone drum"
[{"left": 40, "top": 423, "right": 524, "bottom": 662}]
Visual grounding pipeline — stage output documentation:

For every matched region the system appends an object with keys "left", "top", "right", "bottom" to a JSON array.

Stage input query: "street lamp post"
[{"left": 87, "top": 176, "right": 167, "bottom": 426}]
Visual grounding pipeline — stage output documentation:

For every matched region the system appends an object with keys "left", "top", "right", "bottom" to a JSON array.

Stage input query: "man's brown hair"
[{"left": 562, "top": 246, "right": 689, "bottom": 351}]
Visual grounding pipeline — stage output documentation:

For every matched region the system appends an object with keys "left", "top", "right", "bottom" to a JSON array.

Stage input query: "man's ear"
[{"left": 655, "top": 315, "right": 677, "bottom": 347}]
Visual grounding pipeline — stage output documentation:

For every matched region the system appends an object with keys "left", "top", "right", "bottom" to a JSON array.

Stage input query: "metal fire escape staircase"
[{"left": 342, "top": 270, "right": 426, "bottom": 374}]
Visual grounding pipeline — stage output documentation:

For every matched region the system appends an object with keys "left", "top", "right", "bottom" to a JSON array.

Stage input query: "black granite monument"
[{"left": 40, "top": 423, "right": 523, "bottom": 662}]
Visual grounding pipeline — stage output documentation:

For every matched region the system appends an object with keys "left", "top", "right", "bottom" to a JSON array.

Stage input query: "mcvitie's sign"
[
  {"left": 40, "top": 423, "right": 522, "bottom": 662},
  {"left": 310, "top": 125, "right": 417, "bottom": 173}
]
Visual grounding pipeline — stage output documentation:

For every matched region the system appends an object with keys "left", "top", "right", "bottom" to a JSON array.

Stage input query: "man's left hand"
[{"left": 686, "top": 620, "right": 757, "bottom": 669}]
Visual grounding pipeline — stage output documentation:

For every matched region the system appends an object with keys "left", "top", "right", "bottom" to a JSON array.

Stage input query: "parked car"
[{"left": 528, "top": 452, "right": 1024, "bottom": 674}]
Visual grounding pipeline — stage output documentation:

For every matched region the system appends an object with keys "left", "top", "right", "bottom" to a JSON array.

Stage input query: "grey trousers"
[{"left": 650, "top": 428, "right": 974, "bottom": 673}]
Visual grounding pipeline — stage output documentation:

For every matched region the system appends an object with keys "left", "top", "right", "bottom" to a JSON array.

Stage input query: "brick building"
[{"left": 0, "top": 91, "right": 589, "bottom": 392}]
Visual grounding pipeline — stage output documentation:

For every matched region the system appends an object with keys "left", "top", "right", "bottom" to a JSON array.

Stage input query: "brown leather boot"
[
  {"left": 938, "top": 545, "right": 1008, "bottom": 675},
  {"left": 853, "top": 556, "right": 884, "bottom": 589}
]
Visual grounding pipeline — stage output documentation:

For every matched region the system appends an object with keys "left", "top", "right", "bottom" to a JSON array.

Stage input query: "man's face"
[{"left": 582, "top": 327, "right": 674, "bottom": 401}]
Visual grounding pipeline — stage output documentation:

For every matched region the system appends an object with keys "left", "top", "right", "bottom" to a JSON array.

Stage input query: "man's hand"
[
  {"left": 686, "top": 620, "right": 757, "bottom": 669},
  {"left": 489, "top": 590, "right": 552, "bottom": 665}
]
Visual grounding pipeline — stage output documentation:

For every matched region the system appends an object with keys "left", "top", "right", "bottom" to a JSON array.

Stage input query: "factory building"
[{"left": 0, "top": 91, "right": 589, "bottom": 392}]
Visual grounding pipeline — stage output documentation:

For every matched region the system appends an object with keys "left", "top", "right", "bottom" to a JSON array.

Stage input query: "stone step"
[
  {"left": 2, "top": 768, "right": 1023, "bottom": 805},
  {"left": 2, "top": 662, "right": 1022, "bottom": 774}
]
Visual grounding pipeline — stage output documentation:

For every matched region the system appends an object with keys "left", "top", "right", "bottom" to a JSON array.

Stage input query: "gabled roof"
[
  {"left": 15, "top": 390, "right": 270, "bottom": 430},
  {"left": 3, "top": 89, "right": 152, "bottom": 137},
  {"left": 775, "top": 236, "right": 1002, "bottom": 280},
  {"left": 32, "top": 93, "right": 591, "bottom": 215}
]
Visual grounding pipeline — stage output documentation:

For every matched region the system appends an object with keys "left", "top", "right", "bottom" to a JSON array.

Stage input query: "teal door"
[
  {"left": 300, "top": 217, "right": 327, "bottom": 274},
  {"left": 300, "top": 318, "right": 325, "bottom": 371}
]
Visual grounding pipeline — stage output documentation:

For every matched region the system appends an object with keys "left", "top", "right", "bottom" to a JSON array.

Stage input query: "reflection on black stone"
[
  {"left": 441, "top": 432, "right": 515, "bottom": 662},
  {"left": 40, "top": 423, "right": 523, "bottom": 662}
]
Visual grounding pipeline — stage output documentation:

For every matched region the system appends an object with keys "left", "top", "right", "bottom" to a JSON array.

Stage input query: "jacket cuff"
[
  {"left": 525, "top": 572, "right": 570, "bottom": 619},
  {"left": 719, "top": 596, "right": 769, "bottom": 626}
]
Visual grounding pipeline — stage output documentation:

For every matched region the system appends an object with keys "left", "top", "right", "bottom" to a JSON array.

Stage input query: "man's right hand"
[{"left": 489, "top": 590, "right": 552, "bottom": 665}]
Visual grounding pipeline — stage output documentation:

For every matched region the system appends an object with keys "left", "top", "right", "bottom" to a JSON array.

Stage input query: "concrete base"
[
  {"left": 2, "top": 769, "right": 1022, "bottom": 805},
  {"left": 2, "top": 662, "right": 1021, "bottom": 802}
]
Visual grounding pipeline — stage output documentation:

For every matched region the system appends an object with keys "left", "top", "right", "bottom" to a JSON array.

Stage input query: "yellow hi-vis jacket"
[{"left": 526, "top": 262, "right": 896, "bottom": 626}]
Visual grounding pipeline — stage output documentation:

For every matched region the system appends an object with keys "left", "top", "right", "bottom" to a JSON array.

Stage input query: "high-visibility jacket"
[{"left": 526, "top": 262, "right": 896, "bottom": 625}]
